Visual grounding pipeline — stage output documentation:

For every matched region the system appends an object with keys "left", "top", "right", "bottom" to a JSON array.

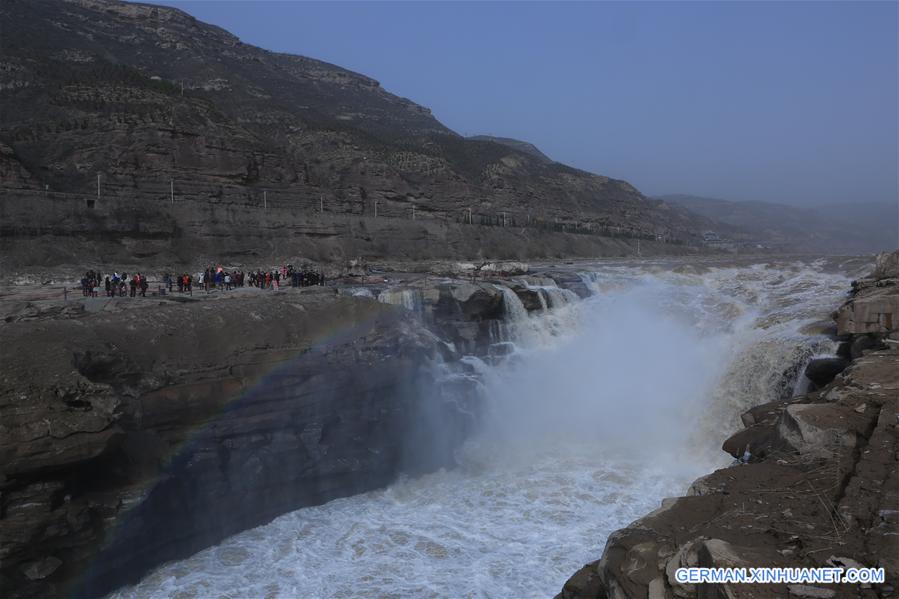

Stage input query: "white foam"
[{"left": 110, "top": 260, "right": 852, "bottom": 599}]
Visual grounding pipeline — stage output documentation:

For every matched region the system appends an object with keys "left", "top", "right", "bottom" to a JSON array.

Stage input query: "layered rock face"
[
  {"left": 0, "top": 194, "right": 697, "bottom": 273},
  {"left": 0, "top": 0, "right": 715, "bottom": 270},
  {"left": 0, "top": 286, "right": 505, "bottom": 598},
  {"left": 559, "top": 251, "right": 899, "bottom": 599},
  {"left": 836, "top": 252, "right": 899, "bottom": 337}
]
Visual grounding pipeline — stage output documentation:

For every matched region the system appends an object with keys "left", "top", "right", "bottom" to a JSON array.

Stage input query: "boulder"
[
  {"left": 21, "top": 557, "right": 62, "bottom": 581},
  {"left": 647, "top": 578, "right": 668, "bottom": 599},
  {"left": 798, "top": 319, "right": 838, "bottom": 337},
  {"left": 443, "top": 283, "right": 504, "bottom": 320},
  {"left": 872, "top": 250, "right": 899, "bottom": 280},
  {"left": 722, "top": 423, "right": 779, "bottom": 460},
  {"left": 787, "top": 585, "right": 836, "bottom": 598},
  {"left": 665, "top": 539, "right": 702, "bottom": 598},
  {"left": 777, "top": 403, "right": 858, "bottom": 457},
  {"left": 510, "top": 285, "right": 545, "bottom": 311},
  {"left": 849, "top": 334, "right": 882, "bottom": 359},
  {"left": 803, "top": 357, "right": 850, "bottom": 388},
  {"left": 835, "top": 288, "right": 899, "bottom": 336},
  {"left": 543, "top": 271, "right": 593, "bottom": 299},
  {"left": 556, "top": 563, "right": 602, "bottom": 599}
]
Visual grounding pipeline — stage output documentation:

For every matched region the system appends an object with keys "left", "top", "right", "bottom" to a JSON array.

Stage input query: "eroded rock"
[{"left": 559, "top": 252, "right": 899, "bottom": 599}]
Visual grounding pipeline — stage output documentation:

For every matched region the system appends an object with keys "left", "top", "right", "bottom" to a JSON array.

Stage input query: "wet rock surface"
[
  {"left": 559, "top": 251, "right": 899, "bottom": 599},
  {"left": 804, "top": 357, "right": 850, "bottom": 389},
  {"left": 0, "top": 283, "right": 516, "bottom": 598}
]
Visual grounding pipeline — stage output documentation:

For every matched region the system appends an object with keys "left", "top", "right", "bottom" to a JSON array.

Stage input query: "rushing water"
[{"left": 110, "top": 258, "right": 861, "bottom": 599}]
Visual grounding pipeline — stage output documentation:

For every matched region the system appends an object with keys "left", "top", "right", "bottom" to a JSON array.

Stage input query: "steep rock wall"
[
  {"left": 0, "top": 193, "right": 699, "bottom": 272},
  {"left": 0, "top": 288, "right": 491, "bottom": 598}
]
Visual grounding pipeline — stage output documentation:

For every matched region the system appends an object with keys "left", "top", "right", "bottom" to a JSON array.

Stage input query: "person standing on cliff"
[
  {"left": 129, "top": 276, "right": 137, "bottom": 297},
  {"left": 139, "top": 274, "right": 148, "bottom": 297}
]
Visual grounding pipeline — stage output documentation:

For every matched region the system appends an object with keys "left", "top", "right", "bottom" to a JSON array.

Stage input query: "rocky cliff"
[
  {"left": 0, "top": 194, "right": 701, "bottom": 276},
  {"left": 0, "top": 267, "right": 594, "bottom": 598},
  {"left": 0, "top": 0, "right": 716, "bottom": 269},
  {"left": 0, "top": 278, "right": 530, "bottom": 598},
  {"left": 559, "top": 251, "right": 899, "bottom": 599}
]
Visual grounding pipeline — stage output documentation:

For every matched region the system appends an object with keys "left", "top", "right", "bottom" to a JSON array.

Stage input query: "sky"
[{"left": 142, "top": 1, "right": 898, "bottom": 208}]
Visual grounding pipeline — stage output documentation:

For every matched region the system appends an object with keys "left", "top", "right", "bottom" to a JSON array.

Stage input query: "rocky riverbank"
[
  {"left": 0, "top": 287, "right": 434, "bottom": 596},
  {"left": 0, "top": 266, "right": 595, "bottom": 598},
  {"left": 558, "top": 251, "right": 899, "bottom": 599}
]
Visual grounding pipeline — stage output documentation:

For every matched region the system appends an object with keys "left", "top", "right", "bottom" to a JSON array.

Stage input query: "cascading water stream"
[
  {"left": 378, "top": 288, "right": 423, "bottom": 313},
  {"left": 110, "top": 260, "right": 855, "bottom": 599}
]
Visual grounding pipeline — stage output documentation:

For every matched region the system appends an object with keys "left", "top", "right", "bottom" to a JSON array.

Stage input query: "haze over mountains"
[
  {"left": 0, "top": 0, "right": 893, "bottom": 265},
  {"left": 0, "top": 0, "right": 719, "bottom": 265},
  {"left": 661, "top": 194, "right": 898, "bottom": 255}
]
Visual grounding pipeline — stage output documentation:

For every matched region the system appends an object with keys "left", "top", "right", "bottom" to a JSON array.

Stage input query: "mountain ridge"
[
  {"left": 0, "top": 0, "right": 718, "bottom": 267},
  {"left": 467, "top": 135, "right": 553, "bottom": 163}
]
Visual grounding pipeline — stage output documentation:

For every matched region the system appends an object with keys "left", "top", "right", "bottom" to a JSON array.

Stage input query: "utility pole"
[
  {"left": 374, "top": 200, "right": 378, "bottom": 218},
  {"left": 502, "top": 212, "right": 506, "bottom": 227},
  {"left": 467, "top": 207, "right": 472, "bottom": 224},
  {"left": 170, "top": 179, "right": 174, "bottom": 205}
]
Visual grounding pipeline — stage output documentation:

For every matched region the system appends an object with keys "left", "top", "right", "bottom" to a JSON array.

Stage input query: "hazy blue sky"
[{"left": 144, "top": 1, "right": 897, "bottom": 207}]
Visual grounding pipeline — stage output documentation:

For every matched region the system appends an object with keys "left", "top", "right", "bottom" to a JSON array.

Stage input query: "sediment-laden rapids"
[{"left": 109, "top": 259, "right": 859, "bottom": 598}]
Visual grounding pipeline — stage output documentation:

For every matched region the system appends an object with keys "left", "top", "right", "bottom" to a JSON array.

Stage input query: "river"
[{"left": 110, "top": 257, "right": 863, "bottom": 598}]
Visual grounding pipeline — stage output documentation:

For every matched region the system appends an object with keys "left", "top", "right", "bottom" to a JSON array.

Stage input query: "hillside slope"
[
  {"left": 0, "top": 0, "right": 715, "bottom": 268},
  {"left": 467, "top": 135, "right": 553, "bottom": 163}
]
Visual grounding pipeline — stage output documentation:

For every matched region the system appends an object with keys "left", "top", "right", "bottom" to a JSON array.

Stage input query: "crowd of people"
[
  {"left": 80, "top": 270, "right": 150, "bottom": 297},
  {"left": 77, "top": 265, "right": 327, "bottom": 299},
  {"left": 169, "top": 264, "right": 325, "bottom": 291}
]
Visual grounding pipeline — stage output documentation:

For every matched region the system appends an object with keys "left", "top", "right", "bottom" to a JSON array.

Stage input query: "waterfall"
[
  {"left": 495, "top": 284, "right": 528, "bottom": 322},
  {"left": 377, "top": 288, "right": 422, "bottom": 312},
  {"left": 542, "top": 286, "right": 578, "bottom": 309},
  {"left": 517, "top": 279, "right": 578, "bottom": 311},
  {"left": 577, "top": 271, "right": 602, "bottom": 295},
  {"left": 114, "top": 260, "right": 856, "bottom": 599},
  {"left": 535, "top": 288, "right": 548, "bottom": 312}
]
